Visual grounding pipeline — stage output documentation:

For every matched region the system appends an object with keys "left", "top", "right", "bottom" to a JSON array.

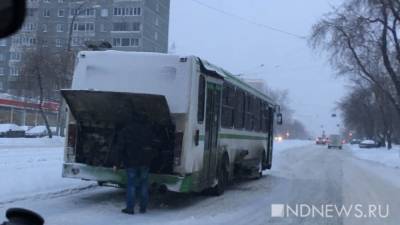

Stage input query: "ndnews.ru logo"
[{"left": 271, "top": 204, "right": 389, "bottom": 218}]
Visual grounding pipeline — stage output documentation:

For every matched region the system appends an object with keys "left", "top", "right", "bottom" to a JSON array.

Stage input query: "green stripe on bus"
[
  {"left": 199, "top": 134, "right": 267, "bottom": 141},
  {"left": 219, "top": 133, "right": 267, "bottom": 140}
]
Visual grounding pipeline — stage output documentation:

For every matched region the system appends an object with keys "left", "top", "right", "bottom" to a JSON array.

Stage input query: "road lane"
[{"left": 1, "top": 143, "right": 400, "bottom": 225}]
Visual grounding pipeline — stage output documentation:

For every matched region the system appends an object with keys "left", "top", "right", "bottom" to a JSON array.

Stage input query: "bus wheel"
[
  {"left": 210, "top": 156, "right": 229, "bottom": 196},
  {"left": 255, "top": 161, "right": 263, "bottom": 179},
  {"left": 261, "top": 151, "right": 268, "bottom": 170},
  {"left": 255, "top": 153, "right": 265, "bottom": 179}
]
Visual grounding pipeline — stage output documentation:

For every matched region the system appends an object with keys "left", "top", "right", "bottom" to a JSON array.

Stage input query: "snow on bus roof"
[
  {"left": 75, "top": 51, "right": 277, "bottom": 107},
  {"left": 197, "top": 58, "right": 277, "bottom": 106}
]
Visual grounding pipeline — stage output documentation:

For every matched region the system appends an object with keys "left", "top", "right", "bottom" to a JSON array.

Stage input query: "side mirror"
[
  {"left": 0, "top": 0, "right": 26, "bottom": 38},
  {"left": 277, "top": 113, "right": 283, "bottom": 125}
]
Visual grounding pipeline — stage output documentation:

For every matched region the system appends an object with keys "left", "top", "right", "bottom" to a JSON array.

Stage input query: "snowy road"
[{"left": 1, "top": 141, "right": 400, "bottom": 224}]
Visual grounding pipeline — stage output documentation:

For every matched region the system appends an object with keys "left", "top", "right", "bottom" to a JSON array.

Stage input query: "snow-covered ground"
[
  {"left": 1, "top": 139, "right": 400, "bottom": 224},
  {"left": 349, "top": 144, "right": 400, "bottom": 169},
  {"left": 0, "top": 137, "right": 88, "bottom": 203},
  {"left": 273, "top": 139, "right": 312, "bottom": 155},
  {"left": 0, "top": 138, "right": 309, "bottom": 204}
]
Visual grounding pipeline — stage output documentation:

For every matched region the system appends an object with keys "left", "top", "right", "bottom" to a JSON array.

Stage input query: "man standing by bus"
[{"left": 113, "top": 114, "right": 155, "bottom": 215}]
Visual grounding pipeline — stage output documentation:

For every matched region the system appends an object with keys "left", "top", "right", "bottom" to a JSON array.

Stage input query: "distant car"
[
  {"left": 359, "top": 140, "right": 378, "bottom": 148},
  {"left": 328, "top": 134, "right": 343, "bottom": 149},
  {"left": 350, "top": 139, "right": 361, "bottom": 145},
  {"left": 0, "top": 123, "right": 25, "bottom": 138},
  {"left": 25, "top": 126, "right": 56, "bottom": 138},
  {"left": 316, "top": 137, "right": 327, "bottom": 145}
]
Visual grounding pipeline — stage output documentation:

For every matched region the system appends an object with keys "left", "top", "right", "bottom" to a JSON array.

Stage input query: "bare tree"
[
  {"left": 310, "top": 0, "right": 400, "bottom": 116},
  {"left": 16, "top": 44, "right": 73, "bottom": 138},
  {"left": 338, "top": 82, "right": 398, "bottom": 148}
]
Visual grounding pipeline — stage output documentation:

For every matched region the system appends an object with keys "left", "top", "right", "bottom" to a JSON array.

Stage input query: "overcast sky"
[{"left": 169, "top": 0, "right": 347, "bottom": 136}]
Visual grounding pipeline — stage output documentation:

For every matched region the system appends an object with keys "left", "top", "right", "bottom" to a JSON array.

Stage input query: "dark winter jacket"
[{"left": 114, "top": 118, "right": 156, "bottom": 168}]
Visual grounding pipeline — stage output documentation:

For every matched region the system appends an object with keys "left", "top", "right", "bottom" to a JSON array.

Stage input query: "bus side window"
[
  {"left": 234, "top": 89, "right": 244, "bottom": 129},
  {"left": 222, "top": 82, "right": 235, "bottom": 128},
  {"left": 245, "top": 94, "right": 254, "bottom": 131},
  {"left": 254, "top": 98, "right": 262, "bottom": 132},
  {"left": 197, "top": 75, "right": 206, "bottom": 123}
]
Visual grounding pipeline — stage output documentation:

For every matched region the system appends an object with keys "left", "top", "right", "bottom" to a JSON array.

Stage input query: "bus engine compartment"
[{"left": 62, "top": 90, "right": 177, "bottom": 174}]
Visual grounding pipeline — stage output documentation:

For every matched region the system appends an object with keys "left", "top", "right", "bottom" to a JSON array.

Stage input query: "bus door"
[
  {"left": 266, "top": 107, "right": 274, "bottom": 169},
  {"left": 203, "top": 82, "right": 222, "bottom": 187}
]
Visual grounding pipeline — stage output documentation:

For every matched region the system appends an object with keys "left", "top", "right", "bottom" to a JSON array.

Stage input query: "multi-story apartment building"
[{"left": 0, "top": 0, "right": 170, "bottom": 93}]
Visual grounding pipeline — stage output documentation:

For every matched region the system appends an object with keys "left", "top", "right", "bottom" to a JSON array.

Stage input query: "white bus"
[{"left": 62, "top": 51, "right": 282, "bottom": 195}]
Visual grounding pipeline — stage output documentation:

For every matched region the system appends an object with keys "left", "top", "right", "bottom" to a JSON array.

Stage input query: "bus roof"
[{"left": 197, "top": 58, "right": 277, "bottom": 106}]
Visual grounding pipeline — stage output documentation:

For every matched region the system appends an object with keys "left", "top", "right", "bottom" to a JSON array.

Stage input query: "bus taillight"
[
  {"left": 64, "top": 123, "right": 77, "bottom": 163},
  {"left": 67, "top": 124, "right": 77, "bottom": 148},
  {"left": 174, "top": 132, "right": 184, "bottom": 166}
]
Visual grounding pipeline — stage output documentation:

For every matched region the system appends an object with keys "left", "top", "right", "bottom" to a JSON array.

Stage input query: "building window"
[
  {"left": 0, "top": 54, "right": 4, "bottom": 61},
  {"left": 73, "top": 23, "right": 94, "bottom": 32},
  {"left": 0, "top": 67, "right": 4, "bottom": 76},
  {"left": 43, "top": 0, "right": 50, "bottom": 3},
  {"left": 42, "top": 24, "right": 47, "bottom": 32},
  {"left": 10, "top": 67, "right": 19, "bottom": 76},
  {"left": 43, "top": 9, "right": 50, "bottom": 17},
  {"left": 113, "top": 7, "right": 141, "bottom": 16},
  {"left": 56, "top": 24, "right": 64, "bottom": 32},
  {"left": 154, "top": 31, "right": 158, "bottom": 40},
  {"left": 134, "top": 7, "right": 141, "bottom": 15},
  {"left": 84, "top": 8, "right": 95, "bottom": 16},
  {"left": 71, "top": 37, "right": 88, "bottom": 47},
  {"left": 132, "top": 22, "right": 140, "bottom": 31},
  {"left": 56, "top": 39, "right": 62, "bottom": 47},
  {"left": 58, "top": 0, "right": 64, "bottom": 3},
  {"left": 112, "top": 38, "right": 140, "bottom": 47},
  {"left": 113, "top": 22, "right": 128, "bottom": 31},
  {"left": 71, "top": 8, "right": 95, "bottom": 17},
  {"left": 58, "top": 9, "right": 65, "bottom": 17},
  {"left": 101, "top": 9, "right": 108, "bottom": 17},
  {"left": 112, "top": 22, "right": 141, "bottom": 32},
  {"left": 0, "top": 40, "right": 6, "bottom": 46},
  {"left": 10, "top": 52, "right": 21, "bottom": 61},
  {"left": 22, "top": 23, "right": 37, "bottom": 32},
  {"left": 131, "top": 38, "right": 139, "bottom": 46}
]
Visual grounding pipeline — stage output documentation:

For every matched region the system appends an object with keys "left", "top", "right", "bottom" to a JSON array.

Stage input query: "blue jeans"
[{"left": 126, "top": 167, "right": 149, "bottom": 210}]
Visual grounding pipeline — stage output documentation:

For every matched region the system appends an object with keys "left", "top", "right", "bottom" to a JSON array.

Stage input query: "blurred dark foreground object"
[
  {"left": 2, "top": 208, "right": 44, "bottom": 225},
  {"left": 0, "top": 0, "right": 26, "bottom": 38}
]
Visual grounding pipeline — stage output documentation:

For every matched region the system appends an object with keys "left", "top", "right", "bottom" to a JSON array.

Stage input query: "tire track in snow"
[{"left": 0, "top": 184, "right": 98, "bottom": 208}]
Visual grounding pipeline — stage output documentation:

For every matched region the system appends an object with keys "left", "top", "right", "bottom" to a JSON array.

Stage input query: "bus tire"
[
  {"left": 210, "top": 155, "right": 229, "bottom": 196},
  {"left": 255, "top": 152, "right": 265, "bottom": 179},
  {"left": 261, "top": 150, "right": 268, "bottom": 170}
]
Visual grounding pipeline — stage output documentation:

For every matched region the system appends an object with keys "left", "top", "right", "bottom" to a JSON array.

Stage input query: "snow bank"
[
  {"left": 0, "top": 137, "right": 64, "bottom": 147},
  {"left": 0, "top": 138, "right": 84, "bottom": 202},
  {"left": 26, "top": 125, "right": 56, "bottom": 134},
  {"left": 0, "top": 124, "right": 24, "bottom": 132},
  {"left": 350, "top": 145, "right": 400, "bottom": 168},
  {"left": 273, "top": 140, "right": 313, "bottom": 154}
]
